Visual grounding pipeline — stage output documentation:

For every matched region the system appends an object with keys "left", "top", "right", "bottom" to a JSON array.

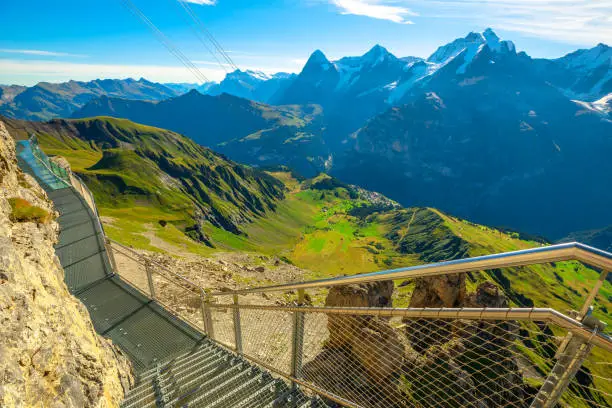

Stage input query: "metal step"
[
  {"left": 137, "top": 343, "right": 215, "bottom": 383},
  {"left": 233, "top": 377, "right": 285, "bottom": 408},
  {"left": 171, "top": 350, "right": 228, "bottom": 388},
  {"left": 203, "top": 372, "right": 269, "bottom": 408},
  {"left": 132, "top": 349, "right": 231, "bottom": 405},
  {"left": 172, "top": 357, "right": 237, "bottom": 400},
  {"left": 172, "top": 360, "right": 250, "bottom": 406}
]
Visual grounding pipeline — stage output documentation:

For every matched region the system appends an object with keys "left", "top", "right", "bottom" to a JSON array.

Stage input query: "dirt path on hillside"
[{"left": 141, "top": 223, "right": 194, "bottom": 257}]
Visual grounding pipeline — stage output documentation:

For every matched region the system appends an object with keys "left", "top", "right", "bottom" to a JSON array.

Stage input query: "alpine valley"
[{"left": 4, "top": 29, "right": 611, "bottom": 241}]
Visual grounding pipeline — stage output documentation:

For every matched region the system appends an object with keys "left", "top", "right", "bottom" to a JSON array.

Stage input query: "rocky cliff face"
[{"left": 0, "top": 121, "right": 133, "bottom": 407}]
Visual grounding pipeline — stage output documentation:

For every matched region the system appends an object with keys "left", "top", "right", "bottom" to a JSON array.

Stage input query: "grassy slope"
[{"left": 4, "top": 116, "right": 286, "bottom": 253}]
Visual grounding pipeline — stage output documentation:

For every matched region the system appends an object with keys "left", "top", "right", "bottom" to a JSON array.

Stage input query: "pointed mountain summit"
[
  {"left": 361, "top": 44, "right": 396, "bottom": 65},
  {"left": 302, "top": 50, "right": 337, "bottom": 75},
  {"left": 275, "top": 49, "right": 340, "bottom": 105}
]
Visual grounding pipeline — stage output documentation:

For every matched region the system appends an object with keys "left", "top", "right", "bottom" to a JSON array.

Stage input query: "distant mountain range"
[
  {"left": 5, "top": 28, "right": 611, "bottom": 239},
  {"left": 197, "top": 28, "right": 611, "bottom": 129},
  {"left": 0, "top": 78, "right": 182, "bottom": 121},
  {"left": 206, "top": 70, "right": 296, "bottom": 103},
  {"left": 73, "top": 91, "right": 329, "bottom": 176},
  {"left": 69, "top": 29, "right": 611, "bottom": 239}
]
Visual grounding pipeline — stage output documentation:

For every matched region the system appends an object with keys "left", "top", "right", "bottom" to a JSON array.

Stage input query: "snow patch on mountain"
[
  {"left": 457, "top": 44, "right": 485, "bottom": 74},
  {"left": 572, "top": 93, "right": 612, "bottom": 115},
  {"left": 557, "top": 43, "right": 611, "bottom": 71},
  {"left": 333, "top": 45, "right": 400, "bottom": 90},
  {"left": 387, "top": 62, "right": 435, "bottom": 104},
  {"left": 576, "top": 93, "right": 612, "bottom": 114}
]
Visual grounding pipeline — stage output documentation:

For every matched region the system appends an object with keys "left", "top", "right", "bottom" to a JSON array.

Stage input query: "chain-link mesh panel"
[
  {"left": 204, "top": 302, "right": 611, "bottom": 408},
  {"left": 210, "top": 295, "right": 236, "bottom": 350},
  {"left": 150, "top": 270, "right": 204, "bottom": 331},
  {"left": 111, "top": 243, "right": 151, "bottom": 297},
  {"left": 239, "top": 308, "right": 294, "bottom": 374}
]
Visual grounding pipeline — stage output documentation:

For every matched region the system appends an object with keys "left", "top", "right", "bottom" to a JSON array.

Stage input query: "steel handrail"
[
  {"left": 205, "top": 304, "right": 612, "bottom": 353},
  {"left": 210, "top": 242, "right": 612, "bottom": 295}
]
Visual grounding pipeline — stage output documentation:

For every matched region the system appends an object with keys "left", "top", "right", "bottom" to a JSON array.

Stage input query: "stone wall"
[{"left": 0, "top": 121, "right": 133, "bottom": 407}]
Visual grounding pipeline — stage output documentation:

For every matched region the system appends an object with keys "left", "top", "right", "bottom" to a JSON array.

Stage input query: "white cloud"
[
  {"left": 331, "top": 0, "right": 417, "bottom": 24},
  {"left": 325, "top": 0, "right": 611, "bottom": 44},
  {"left": 411, "top": 0, "right": 612, "bottom": 45},
  {"left": 0, "top": 48, "right": 87, "bottom": 57},
  {"left": 0, "top": 58, "right": 305, "bottom": 86},
  {"left": 0, "top": 59, "right": 226, "bottom": 86},
  {"left": 182, "top": 0, "right": 216, "bottom": 5}
]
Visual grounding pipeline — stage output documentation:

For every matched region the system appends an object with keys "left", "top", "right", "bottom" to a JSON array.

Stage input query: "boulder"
[{"left": 409, "top": 274, "right": 466, "bottom": 308}]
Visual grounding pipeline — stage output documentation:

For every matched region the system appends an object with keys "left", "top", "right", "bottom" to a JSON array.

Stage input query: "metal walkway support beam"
[
  {"left": 291, "top": 289, "right": 305, "bottom": 386},
  {"left": 201, "top": 290, "right": 215, "bottom": 340},
  {"left": 233, "top": 294, "right": 243, "bottom": 354},
  {"left": 146, "top": 263, "right": 156, "bottom": 300}
]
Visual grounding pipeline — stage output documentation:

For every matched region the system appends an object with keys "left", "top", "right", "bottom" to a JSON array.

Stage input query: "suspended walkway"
[
  {"left": 16, "top": 137, "right": 323, "bottom": 407},
  {"left": 16, "top": 135, "right": 612, "bottom": 408}
]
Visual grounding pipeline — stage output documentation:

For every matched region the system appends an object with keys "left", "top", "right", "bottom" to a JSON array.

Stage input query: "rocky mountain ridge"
[{"left": 0, "top": 78, "right": 182, "bottom": 121}]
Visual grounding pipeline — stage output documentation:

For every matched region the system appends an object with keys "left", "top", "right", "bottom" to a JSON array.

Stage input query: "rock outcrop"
[
  {"left": 0, "top": 122, "right": 133, "bottom": 407},
  {"left": 406, "top": 281, "right": 526, "bottom": 407},
  {"left": 304, "top": 278, "right": 526, "bottom": 407},
  {"left": 303, "top": 282, "right": 405, "bottom": 407}
]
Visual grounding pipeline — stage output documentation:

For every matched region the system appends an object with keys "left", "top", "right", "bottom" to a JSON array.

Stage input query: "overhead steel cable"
[
  {"left": 120, "top": 0, "right": 210, "bottom": 83},
  {"left": 176, "top": 0, "right": 239, "bottom": 72},
  {"left": 172, "top": 0, "right": 229, "bottom": 73}
]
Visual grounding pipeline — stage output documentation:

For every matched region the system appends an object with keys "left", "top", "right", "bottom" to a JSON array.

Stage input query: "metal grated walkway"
[
  {"left": 17, "top": 141, "right": 204, "bottom": 371},
  {"left": 16, "top": 139, "right": 328, "bottom": 407}
]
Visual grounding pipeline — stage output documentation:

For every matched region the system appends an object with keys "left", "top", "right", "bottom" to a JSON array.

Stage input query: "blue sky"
[{"left": 1, "top": 0, "right": 610, "bottom": 85}]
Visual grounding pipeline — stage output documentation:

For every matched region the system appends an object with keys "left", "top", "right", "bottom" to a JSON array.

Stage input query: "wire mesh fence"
[
  {"left": 209, "top": 295, "right": 237, "bottom": 350},
  {"left": 202, "top": 300, "right": 611, "bottom": 408},
  {"left": 105, "top": 232, "right": 611, "bottom": 408},
  {"left": 238, "top": 308, "right": 294, "bottom": 374},
  {"left": 111, "top": 242, "right": 152, "bottom": 297},
  {"left": 150, "top": 269, "right": 204, "bottom": 331}
]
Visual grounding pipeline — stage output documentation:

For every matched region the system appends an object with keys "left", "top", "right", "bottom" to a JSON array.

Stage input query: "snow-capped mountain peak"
[
  {"left": 226, "top": 69, "right": 271, "bottom": 82},
  {"left": 361, "top": 44, "right": 394, "bottom": 65},
  {"left": 428, "top": 28, "right": 515, "bottom": 67},
  {"left": 557, "top": 43, "right": 611, "bottom": 71},
  {"left": 301, "top": 50, "right": 336, "bottom": 75}
]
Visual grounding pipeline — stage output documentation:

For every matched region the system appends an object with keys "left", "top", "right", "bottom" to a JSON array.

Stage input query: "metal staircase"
[
  {"left": 16, "top": 135, "right": 612, "bottom": 408},
  {"left": 121, "top": 341, "right": 326, "bottom": 408}
]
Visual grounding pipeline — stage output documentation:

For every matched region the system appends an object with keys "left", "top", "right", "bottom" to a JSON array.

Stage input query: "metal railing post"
[
  {"left": 291, "top": 289, "right": 305, "bottom": 387},
  {"left": 554, "top": 269, "right": 609, "bottom": 357},
  {"left": 530, "top": 311, "right": 603, "bottom": 408},
  {"left": 579, "top": 270, "right": 609, "bottom": 318},
  {"left": 233, "top": 294, "right": 243, "bottom": 354},
  {"left": 105, "top": 238, "right": 118, "bottom": 274},
  {"left": 201, "top": 290, "right": 215, "bottom": 340},
  {"left": 146, "top": 262, "right": 156, "bottom": 300}
]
